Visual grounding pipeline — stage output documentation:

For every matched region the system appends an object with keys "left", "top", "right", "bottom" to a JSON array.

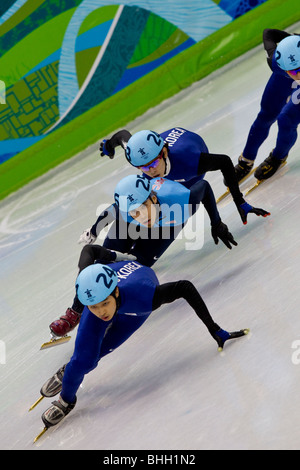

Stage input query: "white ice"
[{"left": 1, "top": 24, "right": 300, "bottom": 451}]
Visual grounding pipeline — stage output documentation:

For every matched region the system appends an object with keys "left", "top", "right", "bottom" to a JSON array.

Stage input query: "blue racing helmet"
[
  {"left": 114, "top": 174, "right": 152, "bottom": 213},
  {"left": 275, "top": 35, "right": 300, "bottom": 71},
  {"left": 125, "top": 130, "right": 164, "bottom": 167},
  {"left": 76, "top": 264, "right": 118, "bottom": 306}
]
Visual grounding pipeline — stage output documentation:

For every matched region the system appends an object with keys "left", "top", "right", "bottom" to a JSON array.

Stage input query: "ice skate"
[
  {"left": 42, "top": 396, "right": 76, "bottom": 428},
  {"left": 50, "top": 307, "right": 81, "bottom": 337},
  {"left": 254, "top": 152, "right": 287, "bottom": 180},
  {"left": 234, "top": 155, "right": 255, "bottom": 182},
  {"left": 34, "top": 395, "right": 76, "bottom": 443},
  {"left": 40, "top": 364, "right": 66, "bottom": 397},
  {"left": 29, "top": 365, "right": 66, "bottom": 411},
  {"left": 40, "top": 307, "right": 81, "bottom": 350}
]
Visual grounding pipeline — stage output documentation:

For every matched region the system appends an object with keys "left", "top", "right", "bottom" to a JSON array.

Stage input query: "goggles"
[
  {"left": 288, "top": 67, "right": 300, "bottom": 76},
  {"left": 138, "top": 149, "right": 164, "bottom": 171}
]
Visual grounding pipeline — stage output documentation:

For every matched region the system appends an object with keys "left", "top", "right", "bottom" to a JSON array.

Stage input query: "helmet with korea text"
[
  {"left": 114, "top": 174, "right": 152, "bottom": 213},
  {"left": 125, "top": 130, "right": 164, "bottom": 167},
  {"left": 275, "top": 35, "right": 300, "bottom": 71},
  {"left": 75, "top": 264, "right": 118, "bottom": 305}
]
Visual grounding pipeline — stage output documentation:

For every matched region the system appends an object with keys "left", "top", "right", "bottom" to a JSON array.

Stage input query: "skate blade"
[
  {"left": 217, "top": 167, "right": 256, "bottom": 204},
  {"left": 244, "top": 180, "right": 263, "bottom": 196},
  {"left": 244, "top": 161, "right": 287, "bottom": 196},
  {"left": 34, "top": 427, "right": 48, "bottom": 443},
  {"left": 40, "top": 335, "right": 71, "bottom": 350},
  {"left": 216, "top": 188, "right": 230, "bottom": 204},
  {"left": 28, "top": 395, "right": 44, "bottom": 412}
]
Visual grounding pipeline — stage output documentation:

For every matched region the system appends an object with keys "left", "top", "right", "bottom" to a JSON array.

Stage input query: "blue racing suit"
[
  {"left": 61, "top": 258, "right": 221, "bottom": 404},
  {"left": 61, "top": 261, "right": 159, "bottom": 403},
  {"left": 101, "top": 177, "right": 221, "bottom": 266},
  {"left": 243, "top": 29, "right": 300, "bottom": 161}
]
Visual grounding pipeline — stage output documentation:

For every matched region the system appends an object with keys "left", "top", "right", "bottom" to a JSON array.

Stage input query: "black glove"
[
  {"left": 211, "top": 328, "right": 249, "bottom": 351},
  {"left": 42, "top": 395, "right": 76, "bottom": 428},
  {"left": 238, "top": 202, "right": 270, "bottom": 225},
  {"left": 211, "top": 221, "right": 237, "bottom": 249},
  {"left": 99, "top": 139, "right": 115, "bottom": 159}
]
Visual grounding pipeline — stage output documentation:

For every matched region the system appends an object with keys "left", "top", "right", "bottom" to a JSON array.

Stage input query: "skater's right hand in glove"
[
  {"left": 42, "top": 395, "right": 76, "bottom": 428},
  {"left": 211, "top": 221, "right": 238, "bottom": 250},
  {"left": 99, "top": 139, "right": 115, "bottom": 159},
  {"left": 237, "top": 202, "right": 270, "bottom": 225},
  {"left": 113, "top": 251, "right": 137, "bottom": 262},
  {"left": 78, "top": 228, "right": 97, "bottom": 245}
]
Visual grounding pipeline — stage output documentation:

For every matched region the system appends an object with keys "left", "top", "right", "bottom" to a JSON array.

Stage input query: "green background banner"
[{"left": 0, "top": 0, "right": 299, "bottom": 200}]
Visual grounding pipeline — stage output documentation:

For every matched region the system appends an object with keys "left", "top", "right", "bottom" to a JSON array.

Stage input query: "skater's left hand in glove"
[
  {"left": 211, "top": 221, "right": 238, "bottom": 249},
  {"left": 78, "top": 228, "right": 97, "bottom": 245},
  {"left": 99, "top": 139, "right": 115, "bottom": 159},
  {"left": 210, "top": 327, "right": 249, "bottom": 351},
  {"left": 237, "top": 201, "right": 270, "bottom": 225}
]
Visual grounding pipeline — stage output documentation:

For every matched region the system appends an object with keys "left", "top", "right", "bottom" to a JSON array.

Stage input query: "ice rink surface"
[{"left": 1, "top": 24, "right": 300, "bottom": 451}]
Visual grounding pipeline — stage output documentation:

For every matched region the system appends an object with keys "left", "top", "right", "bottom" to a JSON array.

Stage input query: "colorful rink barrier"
[{"left": 0, "top": 0, "right": 298, "bottom": 200}]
